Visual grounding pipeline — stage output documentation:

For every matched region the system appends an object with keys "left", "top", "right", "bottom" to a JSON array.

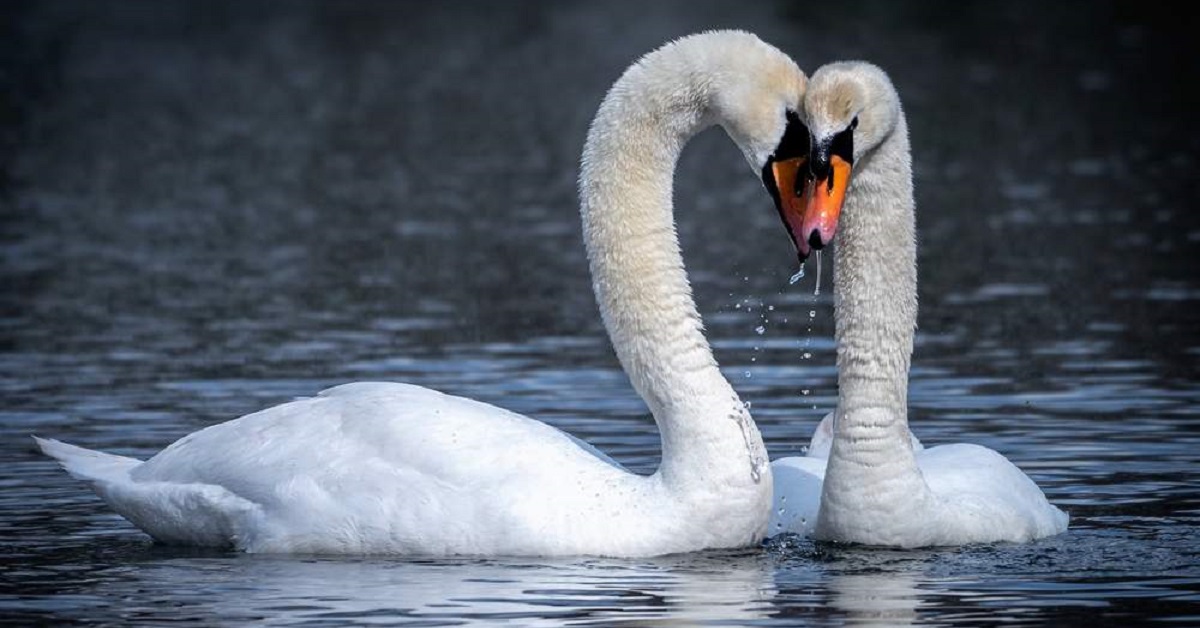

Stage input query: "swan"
[
  {"left": 768, "top": 61, "right": 1068, "bottom": 546},
  {"left": 34, "top": 31, "right": 813, "bottom": 557}
]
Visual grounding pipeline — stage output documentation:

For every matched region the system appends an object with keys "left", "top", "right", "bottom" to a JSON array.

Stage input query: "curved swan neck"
[
  {"left": 578, "top": 39, "right": 765, "bottom": 486},
  {"left": 833, "top": 113, "right": 917, "bottom": 420}
]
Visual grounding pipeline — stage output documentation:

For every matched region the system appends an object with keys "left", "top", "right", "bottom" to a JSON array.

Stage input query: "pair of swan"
[{"left": 36, "top": 31, "right": 1066, "bottom": 555}]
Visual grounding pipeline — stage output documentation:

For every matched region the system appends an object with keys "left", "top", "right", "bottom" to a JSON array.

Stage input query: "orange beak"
[
  {"left": 796, "top": 154, "right": 850, "bottom": 259},
  {"left": 769, "top": 156, "right": 808, "bottom": 258}
]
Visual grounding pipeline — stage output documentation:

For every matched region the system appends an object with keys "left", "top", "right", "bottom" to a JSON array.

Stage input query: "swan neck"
[
  {"left": 578, "top": 51, "right": 766, "bottom": 488},
  {"left": 816, "top": 112, "right": 933, "bottom": 544},
  {"left": 833, "top": 114, "right": 917, "bottom": 422}
]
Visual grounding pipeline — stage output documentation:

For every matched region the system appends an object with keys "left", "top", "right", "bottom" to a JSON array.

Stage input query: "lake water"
[{"left": 3, "top": 1, "right": 1198, "bottom": 624}]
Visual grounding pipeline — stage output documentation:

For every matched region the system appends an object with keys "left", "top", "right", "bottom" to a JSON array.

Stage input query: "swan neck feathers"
[
  {"left": 819, "top": 64, "right": 916, "bottom": 424},
  {"left": 578, "top": 31, "right": 800, "bottom": 489}
]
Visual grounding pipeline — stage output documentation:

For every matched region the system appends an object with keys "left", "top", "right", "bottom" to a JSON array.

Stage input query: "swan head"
[
  {"left": 777, "top": 61, "right": 902, "bottom": 259},
  {"left": 717, "top": 64, "right": 814, "bottom": 266},
  {"left": 669, "top": 32, "right": 811, "bottom": 265}
]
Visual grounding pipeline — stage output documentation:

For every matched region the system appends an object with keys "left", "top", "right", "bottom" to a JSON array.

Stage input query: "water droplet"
[
  {"left": 777, "top": 507, "right": 785, "bottom": 515},
  {"left": 754, "top": 325, "right": 765, "bottom": 335},
  {"left": 814, "top": 251, "right": 823, "bottom": 296},
  {"left": 802, "top": 352, "right": 811, "bottom": 359},
  {"left": 744, "top": 371, "right": 752, "bottom": 378},
  {"left": 743, "top": 401, "right": 752, "bottom": 410},
  {"left": 789, "top": 266, "right": 805, "bottom": 285},
  {"left": 780, "top": 495, "right": 787, "bottom": 503},
  {"left": 735, "top": 302, "right": 742, "bottom": 310},
  {"left": 809, "top": 310, "right": 816, "bottom": 318},
  {"left": 750, "top": 456, "right": 767, "bottom": 483},
  {"left": 767, "top": 305, "right": 775, "bottom": 312},
  {"left": 801, "top": 389, "right": 810, "bottom": 395}
]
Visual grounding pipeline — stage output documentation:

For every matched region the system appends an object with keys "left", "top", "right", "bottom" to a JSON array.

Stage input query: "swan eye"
[{"left": 850, "top": 116, "right": 859, "bottom": 131}]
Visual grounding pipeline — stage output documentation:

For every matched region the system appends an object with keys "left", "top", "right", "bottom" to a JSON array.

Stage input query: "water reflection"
[
  {"left": 825, "top": 572, "right": 922, "bottom": 627},
  {"left": 52, "top": 550, "right": 780, "bottom": 626}
]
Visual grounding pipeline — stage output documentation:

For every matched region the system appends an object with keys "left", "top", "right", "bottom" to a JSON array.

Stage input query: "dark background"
[
  {"left": 2, "top": 2, "right": 1198, "bottom": 624},
  {"left": 2, "top": 1, "right": 1197, "bottom": 371}
]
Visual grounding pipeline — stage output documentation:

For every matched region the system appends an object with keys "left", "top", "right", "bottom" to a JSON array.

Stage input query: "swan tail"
[
  {"left": 34, "top": 436, "right": 141, "bottom": 483},
  {"left": 34, "top": 436, "right": 262, "bottom": 549}
]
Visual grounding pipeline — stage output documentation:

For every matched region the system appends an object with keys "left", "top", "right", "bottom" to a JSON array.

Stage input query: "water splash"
[{"left": 731, "top": 398, "right": 767, "bottom": 484}]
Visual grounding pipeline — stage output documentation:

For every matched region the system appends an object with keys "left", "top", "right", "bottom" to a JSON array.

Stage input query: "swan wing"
[
  {"left": 918, "top": 443, "right": 1069, "bottom": 543},
  {"left": 768, "top": 456, "right": 825, "bottom": 536},
  {"left": 51, "top": 383, "right": 638, "bottom": 554}
]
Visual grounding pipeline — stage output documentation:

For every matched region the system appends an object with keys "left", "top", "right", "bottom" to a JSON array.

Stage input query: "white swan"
[
  {"left": 768, "top": 62, "right": 1068, "bottom": 546},
  {"left": 35, "top": 31, "right": 812, "bottom": 557}
]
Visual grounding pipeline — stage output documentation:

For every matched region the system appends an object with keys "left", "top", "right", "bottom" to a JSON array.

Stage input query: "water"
[
  {"left": 813, "top": 251, "right": 823, "bottom": 297},
  {"left": 3, "top": 1, "right": 1199, "bottom": 624}
]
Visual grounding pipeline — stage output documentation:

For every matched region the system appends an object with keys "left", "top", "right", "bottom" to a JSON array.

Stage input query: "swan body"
[
  {"left": 769, "top": 62, "right": 1067, "bottom": 546},
  {"left": 36, "top": 31, "right": 811, "bottom": 556}
]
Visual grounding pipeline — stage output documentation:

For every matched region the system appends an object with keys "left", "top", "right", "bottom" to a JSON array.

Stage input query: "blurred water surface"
[{"left": 3, "top": 1, "right": 1198, "bottom": 625}]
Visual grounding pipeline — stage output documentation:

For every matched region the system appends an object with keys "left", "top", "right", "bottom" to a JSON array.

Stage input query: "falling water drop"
[
  {"left": 813, "top": 250, "right": 823, "bottom": 296},
  {"left": 755, "top": 325, "right": 765, "bottom": 335},
  {"left": 789, "top": 265, "right": 805, "bottom": 285}
]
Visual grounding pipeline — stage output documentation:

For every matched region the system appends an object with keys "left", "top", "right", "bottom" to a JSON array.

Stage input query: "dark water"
[{"left": 3, "top": 1, "right": 1198, "bottom": 624}]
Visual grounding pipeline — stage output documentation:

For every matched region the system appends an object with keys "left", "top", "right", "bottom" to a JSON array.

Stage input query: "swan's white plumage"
[
  {"left": 770, "top": 412, "right": 925, "bottom": 538},
  {"left": 770, "top": 414, "right": 1067, "bottom": 544},
  {"left": 769, "top": 62, "right": 1067, "bottom": 547},
  {"left": 36, "top": 31, "right": 809, "bottom": 557},
  {"left": 44, "top": 384, "right": 682, "bottom": 554}
]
